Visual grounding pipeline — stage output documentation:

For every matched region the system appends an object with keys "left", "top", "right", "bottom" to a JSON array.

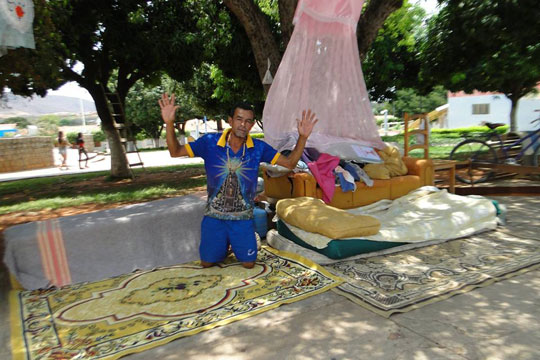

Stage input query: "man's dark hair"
[{"left": 229, "top": 101, "right": 254, "bottom": 118}]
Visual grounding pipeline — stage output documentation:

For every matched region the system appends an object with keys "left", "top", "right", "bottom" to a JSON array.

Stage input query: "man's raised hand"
[
  {"left": 159, "top": 93, "right": 179, "bottom": 125},
  {"left": 297, "top": 109, "right": 318, "bottom": 139}
]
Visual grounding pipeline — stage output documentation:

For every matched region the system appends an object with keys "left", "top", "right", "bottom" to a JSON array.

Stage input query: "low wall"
[{"left": 0, "top": 137, "right": 54, "bottom": 173}]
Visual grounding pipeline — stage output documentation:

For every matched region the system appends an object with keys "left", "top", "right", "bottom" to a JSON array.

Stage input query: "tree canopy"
[
  {"left": 0, "top": 116, "right": 32, "bottom": 128},
  {"left": 6, "top": 0, "right": 538, "bottom": 164},
  {"left": 125, "top": 81, "right": 164, "bottom": 143},
  {"left": 420, "top": 0, "right": 540, "bottom": 131},
  {"left": 392, "top": 85, "right": 447, "bottom": 116},
  {"left": 1, "top": 0, "right": 205, "bottom": 178},
  {"left": 0, "top": 0, "right": 64, "bottom": 97},
  {"left": 363, "top": 1, "right": 427, "bottom": 101},
  {"left": 223, "top": 0, "right": 405, "bottom": 91}
]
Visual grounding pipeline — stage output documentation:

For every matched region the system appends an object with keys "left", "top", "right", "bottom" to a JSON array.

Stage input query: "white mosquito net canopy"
[{"left": 262, "top": 0, "right": 385, "bottom": 153}]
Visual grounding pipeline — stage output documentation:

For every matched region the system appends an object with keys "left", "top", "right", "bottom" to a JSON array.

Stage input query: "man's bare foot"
[
  {"left": 200, "top": 261, "right": 215, "bottom": 268},
  {"left": 242, "top": 261, "right": 255, "bottom": 269}
]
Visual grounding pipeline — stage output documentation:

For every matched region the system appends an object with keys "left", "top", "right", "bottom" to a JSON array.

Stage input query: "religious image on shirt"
[{"left": 209, "top": 155, "right": 251, "bottom": 215}]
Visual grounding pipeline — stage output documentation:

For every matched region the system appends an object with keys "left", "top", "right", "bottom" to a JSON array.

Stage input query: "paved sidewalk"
[
  {"left": 1, "top": 149, "right": 539, "bottom": 359},
  {"left": 1, "top": 196, "right": 538, "bottom": 360},
  {"left": 0, "top": 148, "right": 203, "bottom": 182}
]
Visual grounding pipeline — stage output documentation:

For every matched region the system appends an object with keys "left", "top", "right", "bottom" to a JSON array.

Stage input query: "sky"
[
  {"left": 415, "top": 0, "right": 439, "bottom": 15},
  {"left": 48, "top": 81, "right": 93, "bottom": 100},
  {"left": 47, "top": 61, "right": 93, "bottom": 100},
  {"left": 48, "top": 0, "right": 440, "bottom": 101}
]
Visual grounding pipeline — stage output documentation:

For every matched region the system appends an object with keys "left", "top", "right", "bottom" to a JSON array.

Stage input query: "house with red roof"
[{"left": 446, "top": 85, "right": 540, "bottom": 131}]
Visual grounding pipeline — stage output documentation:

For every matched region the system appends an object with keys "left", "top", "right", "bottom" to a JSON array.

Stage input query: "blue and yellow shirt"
[{"left": 185, "top": 129, "right": 280, "bottom": 220}]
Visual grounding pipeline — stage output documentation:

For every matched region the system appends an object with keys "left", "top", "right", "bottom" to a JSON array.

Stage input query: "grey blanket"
[{"left": 3, "top": 195, "right": 206, "bottom": 290}]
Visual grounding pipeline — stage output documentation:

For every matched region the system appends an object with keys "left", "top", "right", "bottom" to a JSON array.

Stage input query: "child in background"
[
  {"left": 76, "top": 132, "right": 90, "bottom": 169},
  {"left": 55, "top": 131, "right": 71, "bottom": 170}
]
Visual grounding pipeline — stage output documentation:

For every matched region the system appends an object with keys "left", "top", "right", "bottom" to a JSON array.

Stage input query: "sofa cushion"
[
  {"left": 262, "top": 172, "right": 293, "bottom": 199},
  {"left": 380, "top": 146, "right": 408, "bottom": 176},
  {"left": 276, "top": 197, "right": 380, "bottom": 239},
  {"left": 363, "top": 146, "right": 408, "bottom": 179},
  {"left": 390, "top": 175, "right": 422, "bottom": 199},
  {"left": 363, "top": 163, "right": 391, "bottom": 179}
]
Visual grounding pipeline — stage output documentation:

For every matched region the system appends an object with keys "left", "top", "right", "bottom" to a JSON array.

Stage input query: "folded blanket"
[{"left": 276, "top": 197, "right": 381, "bottom": 239}]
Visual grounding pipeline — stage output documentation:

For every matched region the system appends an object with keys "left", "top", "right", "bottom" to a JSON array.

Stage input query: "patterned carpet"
[
  {"left": 326, "top": 231, "right": 540, "bottom": 317},
  {"left": 9, "top": 247, "right": 342, "bottom": 360}
]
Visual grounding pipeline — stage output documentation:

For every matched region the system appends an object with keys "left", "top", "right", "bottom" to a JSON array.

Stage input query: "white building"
[{"left": 446, "top": 86, "right": 540, "bottom": 131}]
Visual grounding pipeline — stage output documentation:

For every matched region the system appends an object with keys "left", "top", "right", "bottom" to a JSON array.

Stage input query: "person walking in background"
[
  {"left": 76, "top": 132, "right": 89, "bottom": 169},
  {"left": 55, "top": 131, "right": 71, "bottom": 170}
]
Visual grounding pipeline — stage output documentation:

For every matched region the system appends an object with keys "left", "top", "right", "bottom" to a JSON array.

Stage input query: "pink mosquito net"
[{"left": 262, "top": 0, "right": 385, "bottom": 153}]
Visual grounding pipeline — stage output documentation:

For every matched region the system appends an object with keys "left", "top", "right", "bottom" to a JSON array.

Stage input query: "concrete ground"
[
  {"left": 1, "top": 195, "right": 538, "bottom": 360},
  {"left": 1, "top": 153, "right": 539, "bottom": 359}
]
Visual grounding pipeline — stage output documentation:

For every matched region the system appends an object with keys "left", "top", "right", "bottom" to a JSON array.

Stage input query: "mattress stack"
[
  {"left": 274, "top": 197, "right": 404, "bottom": 260},
  {"left": 271, "top": 187, "right": 500, "bottom": 262}
]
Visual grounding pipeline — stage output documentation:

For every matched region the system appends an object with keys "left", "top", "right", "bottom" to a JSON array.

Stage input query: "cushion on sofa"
[
  {"left": 263, "top": 172, "right": 293, "bottom": 198},
  {"left": 379, "top": 145, "right": 408, "bottom": 176},
  {"left": 363, "top": 163, "right": 391, "bottom": 179},
  {"left": 276, "top": 197, "right": 380, "bottom": 239},
  {"left": 389, "top": 175, "right": 423, "bottom": 199},
  {"left": 363, "top": 145, "right": 408, "bottom": 179}
]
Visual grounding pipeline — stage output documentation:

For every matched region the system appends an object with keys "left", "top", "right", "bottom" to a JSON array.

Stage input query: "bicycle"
[{"left": 449, "top": 113, "right": 540, "bottom": 184}]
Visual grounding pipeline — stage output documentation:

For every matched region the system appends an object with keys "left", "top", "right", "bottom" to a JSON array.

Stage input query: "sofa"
[{"left": 263, "top": 156, "right": 435, "bottom": 209}]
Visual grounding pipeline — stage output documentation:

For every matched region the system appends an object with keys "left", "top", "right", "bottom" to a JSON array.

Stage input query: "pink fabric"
[
  {"left": 307, "top": 153, "right": 340, "bottom": 204},
  {"left": 263, "top": 0, "right": 384, "bottom": 153}
]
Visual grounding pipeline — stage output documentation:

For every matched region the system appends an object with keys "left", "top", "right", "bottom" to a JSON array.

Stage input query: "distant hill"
[{"left": 0, "top": 92, "right": 96, "bottom": 119}]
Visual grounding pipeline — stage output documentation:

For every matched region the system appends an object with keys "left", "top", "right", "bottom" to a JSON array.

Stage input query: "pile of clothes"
[{"left": 264, "top": 144, "right": 409, "bottom": 204}]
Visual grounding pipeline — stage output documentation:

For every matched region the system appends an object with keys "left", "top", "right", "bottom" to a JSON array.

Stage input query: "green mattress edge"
[{"left": 276, "top": 219, "right": 406, "bottom": 260}]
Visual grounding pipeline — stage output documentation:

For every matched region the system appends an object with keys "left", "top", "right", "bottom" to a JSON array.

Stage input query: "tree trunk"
[
  {"left": 508, "top": 94, "right": 519, "bottom": 133},
  {"left": 226, "top": 0, "right": 403, "bottom": 90},
  {"left": 223, "top": 0, "right": 281, "bottom": 93},
  {"left": 216, "top": 118, "right": 223, "bottom": 131},
  {"left": 278, "top": 0, "right": 298, "bottom": 49},
  {"left": 87, "top": 84, "right": 133, "bottom": 179},
  {"left": 176, "top": 122, "right": 186, "bottom": 135},
  {"left": 357, "top": 0, "right": 404, "bottom": 60}
]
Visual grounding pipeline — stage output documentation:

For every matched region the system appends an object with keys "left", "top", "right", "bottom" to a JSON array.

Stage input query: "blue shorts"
[{"left": 200, "top": 216, "right": 258, "bottom": 263}]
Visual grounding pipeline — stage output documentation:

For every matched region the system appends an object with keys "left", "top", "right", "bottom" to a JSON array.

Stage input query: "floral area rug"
[
  {"left": 9, "top": 247, "right": 342, "bottom": 360},
  {"left": 326, "top": 231, "right": 540, "bottom": 317}
]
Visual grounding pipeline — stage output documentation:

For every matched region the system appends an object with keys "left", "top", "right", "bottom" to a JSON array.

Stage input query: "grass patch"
[
  {"left": 0, "top": 164, "right": 204, "bottom": 198},
  {"left": 0, "top": 164, "right": 207, "bottom": 214},
  {"left": 0, "top": 171, "right": 109, "bottom": 197},
  {"left": 381, "top": 134, "right": 461, "bottom": 159},
  {"left": 139, "top": 163, "right": 204, "bottom": 172},
  {"left": 0, "top": 185, "right": 193, "bottom": 214}
]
